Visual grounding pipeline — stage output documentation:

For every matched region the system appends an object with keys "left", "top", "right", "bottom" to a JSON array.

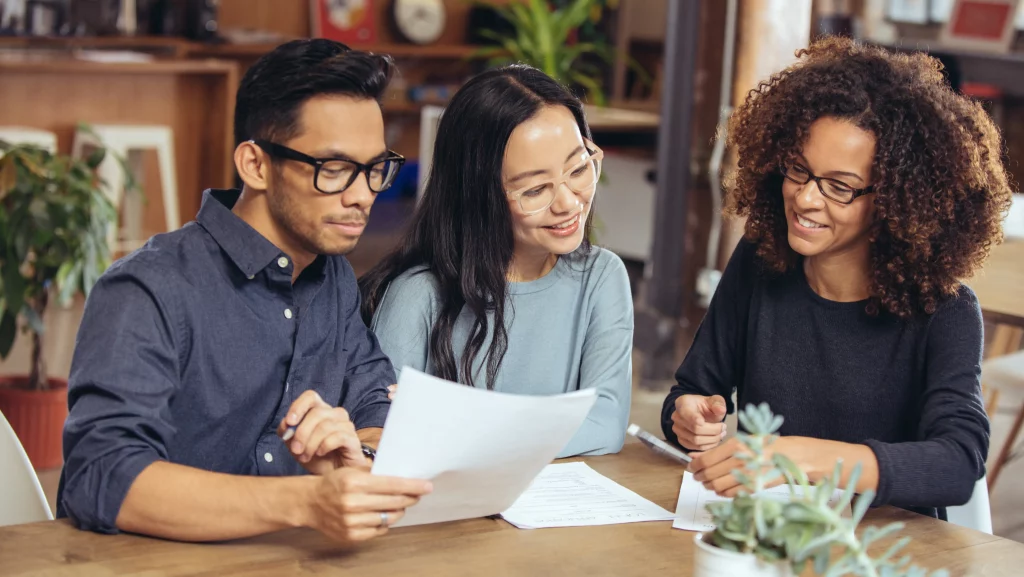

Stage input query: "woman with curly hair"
[{"left": 662, "top": 37, "right": 1014, "bottom": 520}]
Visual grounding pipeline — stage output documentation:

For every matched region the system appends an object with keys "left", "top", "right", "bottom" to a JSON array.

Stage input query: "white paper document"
[
  {"left": 673, "top": 472, "right": 844, "bottom": 532},
  {"left": 371, "top": 368, "right": 598, "bottom": 527},
  {"left": 500, "top": 462, "right": 675, "bottom": 529}
]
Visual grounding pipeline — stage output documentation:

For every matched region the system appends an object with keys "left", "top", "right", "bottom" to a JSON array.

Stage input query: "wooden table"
[{"left": 1, "top": 443, "right": 1022, "bottom": 576}]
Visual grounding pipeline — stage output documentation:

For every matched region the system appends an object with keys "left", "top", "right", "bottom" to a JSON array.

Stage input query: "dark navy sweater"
[{"left": 662, "top": 240, "right": 989, "bottom": 520}]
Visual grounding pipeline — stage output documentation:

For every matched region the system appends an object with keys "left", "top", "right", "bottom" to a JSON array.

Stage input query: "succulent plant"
[{"left": 705, "top": 403, "right": 949, "bottom": 577}]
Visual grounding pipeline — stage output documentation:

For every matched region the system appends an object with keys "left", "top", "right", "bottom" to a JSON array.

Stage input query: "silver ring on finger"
[{"left": 378, "top": 511, "right": 389, "bottom": 529}]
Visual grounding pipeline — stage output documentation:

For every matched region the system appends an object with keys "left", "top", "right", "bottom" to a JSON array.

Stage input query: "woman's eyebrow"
[{"left": 798, "top": 153, "right": 865, "bottom": 183}]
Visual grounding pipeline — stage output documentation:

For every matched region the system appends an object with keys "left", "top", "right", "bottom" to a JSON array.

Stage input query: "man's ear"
[{"left": 235, "top": 140, "right": 271, "bottom": 191}]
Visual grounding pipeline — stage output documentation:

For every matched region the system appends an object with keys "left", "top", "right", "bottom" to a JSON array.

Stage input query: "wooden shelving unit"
[
  {"left": 0, "top": 36, "right": 485, "bottom": 61},
  {"left": 0, "top": 35, "right": 193, "bottom": 57},
  {"left": 189, "top": 41, "right": 483, "bottom": 60}
]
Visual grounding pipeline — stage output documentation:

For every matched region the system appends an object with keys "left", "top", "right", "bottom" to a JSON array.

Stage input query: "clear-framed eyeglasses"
[{"left": 506, "top": 141, "right": 604, "bottom": 216}]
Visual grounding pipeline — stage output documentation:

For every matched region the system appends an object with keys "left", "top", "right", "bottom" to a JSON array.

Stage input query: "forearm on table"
[
  {"left": 806, "top": 440, "right": 879, "bottom": 494},
  {"left": 116, "top": 461, "right": 316, "bottom": 542},
  {"left": 558, "top": 400, "right": 627, "bottom": 458}
]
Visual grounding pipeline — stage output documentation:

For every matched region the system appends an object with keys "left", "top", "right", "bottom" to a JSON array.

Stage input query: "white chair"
[
  {"left": 0, "top": 126, "right": 58, "bottom": 152},
  {"left": 0, "top": 410, "right": 53, "bottom": 526},
  {"left": 980, "top": 348, "right": 1024, "bottom": 491},
  {"left": 72, "top": 124, "right": 181, "bottom": 253},
  {"left": 946, "top": 475, "right": 993, "bottom": 534}
]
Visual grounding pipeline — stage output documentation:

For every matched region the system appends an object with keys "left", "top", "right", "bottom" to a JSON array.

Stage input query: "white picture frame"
[
  {"left": 887, "top": 0, "right": 929, "bottom": 23},
  {"left": 930, "top": 0, "right": 956, "bottom": 22},
  {"left": 939, "top": 0, "right": 1021, "bottom": 53}
]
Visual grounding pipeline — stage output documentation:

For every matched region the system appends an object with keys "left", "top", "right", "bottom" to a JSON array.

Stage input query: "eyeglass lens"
[
  {"left": 317, "top": 158, "right": 402, "bottom": 194},
  {"left": 518, "top": 157, "right": 601, "bottom": 213},
  {"left": 783, "top": 164, "right": 856, "bottom": 203}
]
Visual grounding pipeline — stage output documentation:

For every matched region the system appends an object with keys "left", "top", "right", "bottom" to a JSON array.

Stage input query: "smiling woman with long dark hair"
[{"left": 359, "top": 65, "right": 633, "bottom": 457}]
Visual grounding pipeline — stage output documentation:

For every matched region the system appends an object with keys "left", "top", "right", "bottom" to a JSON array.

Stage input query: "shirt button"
[
  {"left": 277, "top": 256, "right": 289, "bottom": 268},
  {"left": 284, "top": 308, "right": 293, "bottom": 319},
  {"left": 246, "top": 274, "right": 254, "bottom": 280},
  {"left": 264, "top": 452, "right": 273, "bottom": 463}
]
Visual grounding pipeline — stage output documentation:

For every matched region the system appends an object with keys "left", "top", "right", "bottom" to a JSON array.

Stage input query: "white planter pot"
[{"left": 693, "top": 533, "right": 794, "bottom": 577}]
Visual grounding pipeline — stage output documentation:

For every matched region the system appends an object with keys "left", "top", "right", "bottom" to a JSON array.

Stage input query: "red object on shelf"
[
  {"left": 961, "top": 82, "right": 1003, "bottom": 99},
  {"left": 951, "top": 1, "right": 1014, "bottom": 39},
  {"left": 311, "top": 0, "right": 377, "bottom": 45}
]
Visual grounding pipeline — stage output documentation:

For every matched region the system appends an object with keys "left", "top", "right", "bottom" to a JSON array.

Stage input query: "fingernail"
[
  {"left": 288, "top": 413, "right": 299, "bottom": 425},
  {"left": 291, "top": 442, "right": 303, "bottom": 454},
  {"left": 424, "top": 482, "right": 434, "bottom": 492}
]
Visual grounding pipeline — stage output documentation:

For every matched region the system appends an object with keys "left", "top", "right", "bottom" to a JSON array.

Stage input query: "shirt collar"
[{"left": 196, "top": 189, "right": 285, "bottom": 279}]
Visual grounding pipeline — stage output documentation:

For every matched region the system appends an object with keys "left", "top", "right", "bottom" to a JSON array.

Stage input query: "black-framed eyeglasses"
[
  {"left": 781, "top": 162, "right": 874, "bottom": 205},
  {"left": 251, "top": 139, "right": 405, "bottom": 195}
]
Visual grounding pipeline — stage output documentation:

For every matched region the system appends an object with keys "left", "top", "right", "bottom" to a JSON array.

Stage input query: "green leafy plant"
[
  {"left": 470, "top": 0, "right": 649, "bottom": 106},
  {"left": 705, "top": 403, "right": 949, "bottom": 577},
  {"left": 0, "top": 126, "right": 127, "bottom": 391}
]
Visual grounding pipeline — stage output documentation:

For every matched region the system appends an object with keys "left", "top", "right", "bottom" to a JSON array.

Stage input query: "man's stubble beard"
[{"left": 267, "top": 177, "right": 363, "bottom": 257}]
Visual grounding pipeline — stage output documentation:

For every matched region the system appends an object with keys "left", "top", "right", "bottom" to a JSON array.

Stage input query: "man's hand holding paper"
[{"left": 370, "top": 368, "right": 598, "bottom": 527}]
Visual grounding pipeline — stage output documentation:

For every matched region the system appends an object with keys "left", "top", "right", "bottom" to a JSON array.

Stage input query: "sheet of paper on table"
[
  {"left": 371, "top": 367, "right": 598, "bottom": 528},
  {"left": 673, "top": 472, "right": 845, "bottom": 532},
  {"left": 500, "top": 462, "right": 675, "bottom": 529}
]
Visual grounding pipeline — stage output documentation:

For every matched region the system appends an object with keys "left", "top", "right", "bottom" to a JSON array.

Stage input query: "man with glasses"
[{"left": 58, "top": 39, "right": 432, "bottom": 545}]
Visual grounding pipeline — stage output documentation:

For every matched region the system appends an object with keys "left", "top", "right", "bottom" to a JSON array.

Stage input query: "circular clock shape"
[{"left": 391, "top": 0, "right": 447, "bottom": 45}]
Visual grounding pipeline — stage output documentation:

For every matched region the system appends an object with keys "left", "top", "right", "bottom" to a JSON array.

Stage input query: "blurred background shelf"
[{"left": 189, "top": 41, "right": 484, "bottom": 60}]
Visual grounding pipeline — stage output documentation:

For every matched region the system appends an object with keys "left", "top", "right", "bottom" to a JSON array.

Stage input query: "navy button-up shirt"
[{"left": 57, "top": 189, "right": 395, "bottom": 533}]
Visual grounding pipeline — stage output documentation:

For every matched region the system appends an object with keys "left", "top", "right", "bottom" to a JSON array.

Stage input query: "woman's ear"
[{"left": 235, "top": 140, "right": 271, "bottom": 191}]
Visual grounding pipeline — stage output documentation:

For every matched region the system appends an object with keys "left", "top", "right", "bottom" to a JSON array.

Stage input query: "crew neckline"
[
  {"left": 508, "top": 256, "right": 569, "bottom": 295},
  {"left": 797, "top": 268, "right": 871, "bottom": 311}
]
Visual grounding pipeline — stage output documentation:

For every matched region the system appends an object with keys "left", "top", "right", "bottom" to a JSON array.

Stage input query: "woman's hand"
[
  {"left": 687, "top": 436, "right": 830, "bottom": 498},
  {"left": 670, "top": 394, "right": 729, "bottom": 451}
]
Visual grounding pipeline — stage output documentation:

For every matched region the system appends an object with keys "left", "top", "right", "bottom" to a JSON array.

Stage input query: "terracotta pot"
[
  {"left": 693, "top": 532, "right": 794, "bottom": 577},
  {"left": 0, "top": 376, "right": 68, "bottom": 470}
]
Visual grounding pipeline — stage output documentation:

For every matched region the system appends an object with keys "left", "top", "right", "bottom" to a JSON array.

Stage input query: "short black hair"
[{"left": 233, "top": 39, "right": 396, "bottom": 146}]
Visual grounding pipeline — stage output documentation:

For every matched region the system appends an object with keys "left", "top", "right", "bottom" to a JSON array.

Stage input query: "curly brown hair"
[{"left": 725, "top": 36, "right": 1014, "bottom": 318}]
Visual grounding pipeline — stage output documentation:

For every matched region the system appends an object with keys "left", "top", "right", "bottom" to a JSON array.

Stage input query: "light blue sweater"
[{"left": 370, "top": 247, "right": 634, "bottom": 457}]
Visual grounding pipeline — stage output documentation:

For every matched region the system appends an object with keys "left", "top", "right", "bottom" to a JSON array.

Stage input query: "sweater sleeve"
[
  {"left": 369, "top": 269, "right": 438, "bottom": 382},
  {"left": 559, "top": 251, "right": 634, "bottom": 457},
  {"left": 864, "top": 287, "right": 989, "bottom": 508},
  {"left": 661, "top": 239, "right": 756, "bottom": 446}
]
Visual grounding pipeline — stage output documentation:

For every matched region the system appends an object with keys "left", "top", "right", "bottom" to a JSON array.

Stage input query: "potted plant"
[
  {"left": 0, "top": 128, "right": 123, "bottom": 469},
  {"left": 694, "top": 403, "right": 950, "bottom": 577},
  {"left": 470, "top": 0, "right": 650, "bottom": 106}
]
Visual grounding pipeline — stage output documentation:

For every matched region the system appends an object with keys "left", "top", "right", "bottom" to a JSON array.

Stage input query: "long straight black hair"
[{"left": 359, "top": 64, "right": 594, "bottom": 388}]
